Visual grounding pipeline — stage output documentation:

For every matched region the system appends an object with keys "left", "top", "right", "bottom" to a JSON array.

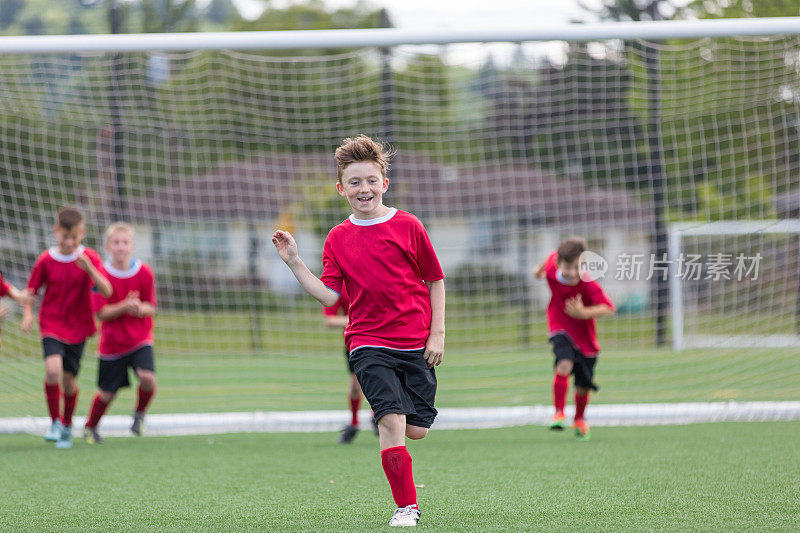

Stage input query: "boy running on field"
[
  {"left": 83, "top": 222, "right": 158, "bottom": 444},
  {"left": 534, "top": 237, "right": 615, "bottom": 441},
  {"left": 273, "top": 135, "right": 445, "bottom": 527},
  {"left": 22, "top": 207, "right": 113, "bottom": 449}
]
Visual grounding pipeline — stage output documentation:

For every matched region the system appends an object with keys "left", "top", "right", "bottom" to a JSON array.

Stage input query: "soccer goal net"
[
  {"left": 669, "top": 220, "right": 800, "bottom": 350},
  {"left": 1, "top": 20, "right": 799, "bottom": 432}
]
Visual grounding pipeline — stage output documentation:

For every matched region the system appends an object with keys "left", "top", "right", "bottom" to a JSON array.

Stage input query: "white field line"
[{"left": 1, "top": 401, "right": 798, "bottom": 437}]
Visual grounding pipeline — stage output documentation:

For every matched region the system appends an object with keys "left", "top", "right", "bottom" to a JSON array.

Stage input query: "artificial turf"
[{"left": 1, "top": 422, "right": 797, "bottom": 531}]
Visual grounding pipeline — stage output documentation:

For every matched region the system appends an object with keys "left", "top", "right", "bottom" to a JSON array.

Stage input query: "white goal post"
[
  {"left": 669, "top": 220, "right": 800, "bottom": 350},
  {"left": 1, "top": 17, "right": 800, "bottom": 52},
  {"left": 2, "top": 17, "right": 800, "bottom": 429}
]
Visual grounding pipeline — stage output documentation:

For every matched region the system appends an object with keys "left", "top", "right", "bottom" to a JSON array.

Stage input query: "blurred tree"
[
  {"left": 0, "top": 0, "right": 107, "bottom": 35},
  {"left": 138, "top": 0, "right": 199, "bottom": 33},
  {"left": 204, "top": 0, "right": 236, "bottom": 25},
  {"left": 0, "top": 0, "right": 24, "bottom": 28},
  {"left": 685, "top": 0, "right": 800, "bottom": 18},
  {"left": 580, "top": 0, "right": 680, "bottom": 21},
  {"left": 484, "top": 45, "right": 644, "bottom": 187}
]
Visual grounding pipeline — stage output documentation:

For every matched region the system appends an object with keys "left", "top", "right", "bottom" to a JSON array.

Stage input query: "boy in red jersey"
[
  {"left": 534, "top": 237, "right": 615, "bottom": 441},
  {"left": 323, "top": 289, "right": 379, "bottom": 444},
  {"left": 83, "top": 222, "right": 157, "bottom": 444},
  {"left": 273, "top": 135, "right": 445, "bottom": 527},
  {"left": 22, "top": 207, "right": 112, "bottom": 449},
  {"left": 0, "top": 272, "right": 33, "bottom": 347}
]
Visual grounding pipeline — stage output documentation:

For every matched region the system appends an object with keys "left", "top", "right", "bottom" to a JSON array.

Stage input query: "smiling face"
[
  {"left": 53, "top": 224, "right": 86, "bottom": 255},
  {"left": 336, "top": 161, "right": 390, "bottom": 219},
  {"left": 105, "top": 228, "right": 135, "bottom": 267},
  {"left": 557, "top": 257, "right": 581, "bottom": 286}
]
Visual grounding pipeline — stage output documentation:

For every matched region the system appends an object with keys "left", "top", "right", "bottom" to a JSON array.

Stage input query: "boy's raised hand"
[
  {"left": 272, "top": 230, "right": 298, "bottom": 264},
  {"left": 125, "top": 291, "right": 143, "bottom": 316},
  {"left": 75, "top": 252, "right": 92, "bottom": 272},
  {"left": 564, "top": 295, "right": 587, "bottom": 319},
  {"left": 533, "top": 260, "right": 547, "bottom": 279}
]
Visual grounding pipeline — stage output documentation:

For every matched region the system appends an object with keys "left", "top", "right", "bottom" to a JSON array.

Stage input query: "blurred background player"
[
  {"left": 323, "top": 287, "right": 379, "bottom": 444},
  {"left": 22, "top": 206, "right": 112, "bottom": 449},
  {"left": 273, "top": 135, "right": 445, "bottom": 527},
  {"left": 534, "top": 237, "right": 615, "bottom": 441},
  {"left": 0, "top": 272, "right": 33, "bottom": 348},
  {"left": 84, "top": 222, "right": 157, "bottom": 444}
]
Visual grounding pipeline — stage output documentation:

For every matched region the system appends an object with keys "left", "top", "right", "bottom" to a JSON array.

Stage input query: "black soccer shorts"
[
  {"left": 349, "top": 346, "right": 438, "bottom": 428},
  {"left": 549, "top": 333, "right": 598, "bottom": 391},
  {"left": 42, "top": 337, "right": 86, "bottom": 376},
  {"left": 97, "top": 345, "right": 156, "bottom": 393}
]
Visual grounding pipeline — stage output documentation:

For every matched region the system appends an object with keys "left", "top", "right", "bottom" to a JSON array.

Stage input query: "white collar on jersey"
[
  {"left": 48, "top": 245, "right": 86, "bottom": 263},
  {"left": 556, "top": 268, "right": 574, "bottom": 286},
  {"left": 104, "top": 259, "right": 142, "bottom": 279},
  {"left": 349, "top": 207, "right": 397, "bottom": 226}
]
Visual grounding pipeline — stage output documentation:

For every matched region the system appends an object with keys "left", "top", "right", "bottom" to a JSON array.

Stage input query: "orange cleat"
[
  {"left": 573, "top": 418, "right": 591, "bottom": 440},
  {"left": 549, "top": 411, "right": 566, "bottom": 430}
]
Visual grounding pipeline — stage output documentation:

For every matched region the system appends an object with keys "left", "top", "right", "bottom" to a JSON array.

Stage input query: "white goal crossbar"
[{"left": 0, "top": 17, "right": 799, "bottom": 53}]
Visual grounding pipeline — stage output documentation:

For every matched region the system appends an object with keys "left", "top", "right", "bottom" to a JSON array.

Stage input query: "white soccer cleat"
[
  {"left": 389, "top": 505, "right": 420, "bottom": 527},
  {"left": 44, "top": 419, "right": 63, "bottom": 442}
]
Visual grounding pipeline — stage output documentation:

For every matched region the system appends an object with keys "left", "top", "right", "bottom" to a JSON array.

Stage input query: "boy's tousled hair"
[
  {"left": 55, "top": 206, "right": 85, "bottom": 230},
  {"left": 334, "top": 135, "right": 395, "bottom": 182},
  {"left": 105, "top": 221, "right": 135, "bottom": 242},
  {"left": 557, "top": 237, "right": 587, "bottom": 264}
]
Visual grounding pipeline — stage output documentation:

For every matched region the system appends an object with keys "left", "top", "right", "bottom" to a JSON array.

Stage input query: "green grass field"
[
  {"left": 1, "top": 423, "right": 797, "bottom": 531},
  {"left": 1, "top": 343, "right": 798, "bottom": 417},
  {"left": 2, "top": 305, "right": 798, "bottom": 417}
]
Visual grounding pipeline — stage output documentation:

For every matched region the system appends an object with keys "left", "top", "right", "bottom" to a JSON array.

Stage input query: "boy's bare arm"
[
  {"left": 96, "top": 291, "right": 143, "bottom": 321},
  {"left": 137, "top": 302, "right": 157, "bottom": 317},
  {"left": 21, "top": 292, "right": 35, "bottom": 333},
  {"left": 324, "top": 315, "right": 349, "bottom": 329},
  {"left": 7, "top": 285, "right": 34, "bottom": 307},
  {"left": 272, "top": 230, "right": 339, "bottom": 307},
  {"left": 76, "top": 254, "right": 113, "bottom": 297},
  {"left": 534, "top": 259, "right": 547, "bottom": 279},
  {"left": 424, "top": 279, "right": 445, "bottom": 368},
  {"left": 581, "top": 304, "right": 615, "bottom": 319},
  {"left": 565, "top": 296, "right": 615, "bottom": 320}
]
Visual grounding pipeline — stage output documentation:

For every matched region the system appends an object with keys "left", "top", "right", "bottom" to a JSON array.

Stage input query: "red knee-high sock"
[
  {"left": 62, "top": 388, "right": 78, "bottom": 427},
  {"left": 135, "top": 385, "right": 155, "bottom": 413},
  {"left": 44, "top": 382, "right": 61, "bottom": 422},
  {"left": 381, "top": 445, "right": 417, "bottom": 509},
  {"left": 553, "top": 373, "right": 569, "bottom": 413},
  {"left": 575, "top": 392, "right": 589, "bottom": 420},
  {"left": 85, "top": 394, "right": 110, "bottom": 428},
  {"left": 349, "top": 396, "right": 361, "bottom": 427}
]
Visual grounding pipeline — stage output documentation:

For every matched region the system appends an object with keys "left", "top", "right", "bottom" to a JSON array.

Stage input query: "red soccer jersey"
[
  {"left": 320, "top": 208, "right": 444, "bottom": 353},
  {"left": 543, "top": 251, "right": 614, "bottom": 357},
  {"left": 92, "top": 259, "right": 156, "bottom": 358},
  {"left": 0, "top": 273, "right": 10, "bottom": 347},
  {"left": 322, "top": 286, "right": 349, "bottom": 318},
  {"left": 26, "top": 246, "right": 105, "bottom": 344}
]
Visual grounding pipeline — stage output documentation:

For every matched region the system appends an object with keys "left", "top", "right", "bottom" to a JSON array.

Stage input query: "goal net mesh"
[{"left": 1, "top": 34, "right": 799, "bottom": 424}]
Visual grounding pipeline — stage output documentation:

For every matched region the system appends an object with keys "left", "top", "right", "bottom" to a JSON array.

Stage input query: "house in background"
[{"left": 104, "top": 153, "right": 654, "bottom": 307}]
